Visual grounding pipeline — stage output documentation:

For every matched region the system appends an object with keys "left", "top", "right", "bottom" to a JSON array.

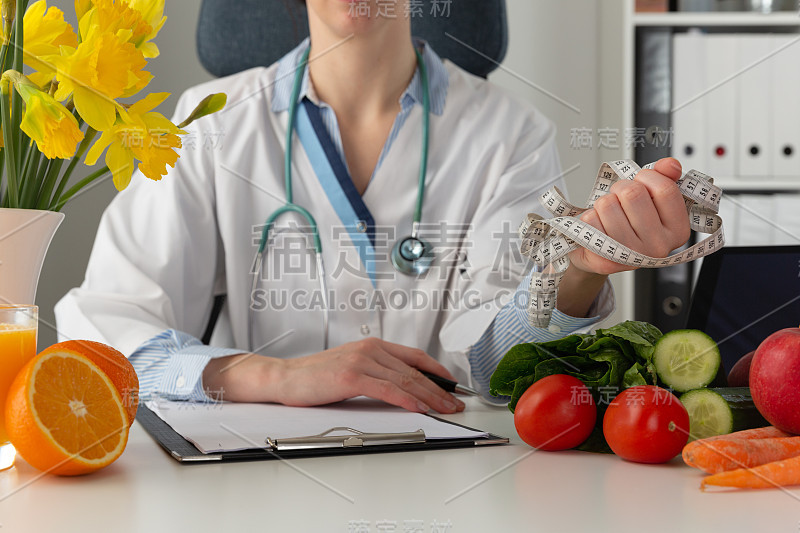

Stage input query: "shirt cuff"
[
  {"left": 159, "top": 343, "right": 247, "bottom": 402},
  {"left": 476, "top": 269, "right": 615, "bottom": 405},
  {"left": 132, "top": 329, "right": 246, "bottom": 402}
]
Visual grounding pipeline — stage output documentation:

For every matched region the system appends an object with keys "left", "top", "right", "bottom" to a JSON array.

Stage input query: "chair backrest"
[{"left": 196, "top": 0, "right": 508, "bottom": 79}]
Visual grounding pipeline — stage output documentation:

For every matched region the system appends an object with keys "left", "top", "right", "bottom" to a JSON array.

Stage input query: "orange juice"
[{"left": 0, "top": 324, "right": 37, "bottom": 443}]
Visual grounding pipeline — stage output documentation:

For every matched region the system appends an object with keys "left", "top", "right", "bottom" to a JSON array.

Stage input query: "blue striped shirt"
[{"left": 128, "top": 39, "right": 612, "bottom": 404}]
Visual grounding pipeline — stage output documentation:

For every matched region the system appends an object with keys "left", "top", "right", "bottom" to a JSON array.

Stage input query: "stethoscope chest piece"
[
  {"left": 391, "top": 235, "right": 434, "bottom": 276},
  {"left": 249, "top": 45, "right": 433, "bottom": 351}
]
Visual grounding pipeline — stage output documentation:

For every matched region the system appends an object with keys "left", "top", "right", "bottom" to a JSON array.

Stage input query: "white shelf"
[
  {"left": 711, "top": 178, "right": 800, "bottom": 191},
  {"left": 616, "top": 0, "right": 800, "bottom": 325},
  {"left": 634, "top": 11, "right": 800, "bottom": 27}
]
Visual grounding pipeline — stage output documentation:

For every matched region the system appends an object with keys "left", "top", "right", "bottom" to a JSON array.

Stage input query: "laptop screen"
[{"left": 685, "top": 245, "right": 800, "bottom": 374}]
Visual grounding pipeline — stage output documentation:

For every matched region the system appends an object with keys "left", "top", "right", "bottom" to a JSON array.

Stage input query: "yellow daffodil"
[
  {"left": 15, "top": 81, "right": 83, "bottom": 159},
  {"left": 126, "top": 0, "right": 166, "bottom": 56},
  {"left": 78, "top": 0, "right": 165, "bottom": 58},
  {"left": 74, "top": 0, "right": 94, "bottom": 20},
  {"left": 22, "top": 0, "right": 78, "bottom": 87},
  {"left": 0, "top": 0, "right": 225, "bottom": 210},
  {"left": 51, "top": 31, "right": 151, "bottom": 131},
  {"left": 85, "top": 92, "right": 185, "bottom": 190}
]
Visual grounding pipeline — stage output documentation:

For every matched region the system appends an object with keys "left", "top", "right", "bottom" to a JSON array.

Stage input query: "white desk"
[{"left": 1, "top": 397, "right": 798, "bottom": 532}]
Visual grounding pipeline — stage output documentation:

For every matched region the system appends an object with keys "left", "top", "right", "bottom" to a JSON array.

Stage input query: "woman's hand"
[
  {"left": 569, "top": 157, "right": 691, "bottom": 276},
  {"left": 202, "top": 337, "right": 465, "bottom": 414},
  {"left": 555, "top": 157, "right": 691, "bottom": 318}
]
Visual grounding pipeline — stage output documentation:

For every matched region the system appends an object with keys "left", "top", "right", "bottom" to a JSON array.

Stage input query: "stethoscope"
[{"left": 249, "top": 46, "right": 432, "bottom": 352}]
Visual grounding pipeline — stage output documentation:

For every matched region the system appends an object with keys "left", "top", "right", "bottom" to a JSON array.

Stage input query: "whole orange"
[{"left": 40, "top": 340, "right": 139, "bottom": 424}]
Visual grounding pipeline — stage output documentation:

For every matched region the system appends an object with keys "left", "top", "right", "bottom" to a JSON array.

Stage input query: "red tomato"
[
  {"left": 602, "top": 385, "right": 690, "bottom": 464},
  {"left": 514, "top": 374, "right": 596, "bottom": 451}
]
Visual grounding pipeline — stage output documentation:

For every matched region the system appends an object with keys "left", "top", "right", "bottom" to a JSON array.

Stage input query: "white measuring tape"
[{"left": 518, "top": 160, "right": 724, "bottom": 328}]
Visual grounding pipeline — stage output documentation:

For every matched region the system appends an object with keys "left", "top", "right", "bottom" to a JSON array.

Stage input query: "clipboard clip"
[{"left": 265, "top": 427, "right": 426, "bottom": 451}]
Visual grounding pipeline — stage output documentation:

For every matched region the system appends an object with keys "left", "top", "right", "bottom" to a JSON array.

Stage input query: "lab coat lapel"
[{"left": 295, "top": 99, "right": 378, "bottom": 287}]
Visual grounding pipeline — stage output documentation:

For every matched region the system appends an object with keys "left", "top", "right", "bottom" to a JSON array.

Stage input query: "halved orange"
[
  {"left": 40, "top": 340, "right": 140, "bottom": 424},
  {"left": 5, "top": 350, "right": 130, "bottom": 476}
]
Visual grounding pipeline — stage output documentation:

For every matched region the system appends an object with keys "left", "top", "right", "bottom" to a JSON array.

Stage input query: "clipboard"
[{"left": 136, "top": 404, "right": 509, "bottom": 463}]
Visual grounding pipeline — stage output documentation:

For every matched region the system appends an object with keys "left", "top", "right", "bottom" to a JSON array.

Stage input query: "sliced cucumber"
[
  {"left": 680, "top": 388, "right": 733, "bottom": 441},
  {"left": 653, "top": 329, "right": 720, "bottom": 392},
  {"left": 710, "top": 387, "right": 769, "bottom": 432},
  {"left": 680, "top": 387, "right": 769, "bottom": 442}
]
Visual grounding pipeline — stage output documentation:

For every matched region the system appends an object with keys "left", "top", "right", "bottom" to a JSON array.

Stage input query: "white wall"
[
  {"left": 491, "top": 0, "right": 630, "bottom": 326},
  {"left": 36, "top": 0, "right": 629, "bottom": 349}
]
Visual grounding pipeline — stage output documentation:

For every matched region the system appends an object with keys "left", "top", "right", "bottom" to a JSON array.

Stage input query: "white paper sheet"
[{"left": 146, "top": 397, "right": 488, "bottom": 454}]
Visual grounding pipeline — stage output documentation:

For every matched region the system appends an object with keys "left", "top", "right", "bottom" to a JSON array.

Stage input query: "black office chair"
[{"left": 196, "top": 0, "right": 509, "bottom": 343}]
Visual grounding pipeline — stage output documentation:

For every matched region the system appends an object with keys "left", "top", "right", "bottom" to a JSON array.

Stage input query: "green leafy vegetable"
[
  {"left": 597, "top": 321, "right": 662, "bottom": 360},
  {"left": 622, "top": 362, "right": 648, "bottom": 388},
  {"left": 489, "top": 320, "right": 663, "bottom": 452}
]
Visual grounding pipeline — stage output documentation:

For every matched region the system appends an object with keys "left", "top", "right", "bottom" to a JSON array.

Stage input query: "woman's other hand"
[{"left": 202, "top": 337, "right": 465, "bottom": 413}]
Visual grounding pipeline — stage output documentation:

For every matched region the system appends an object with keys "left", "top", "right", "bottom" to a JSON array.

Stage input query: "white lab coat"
[{"left": 56, "top": 58, "right": 610, "bottom": 385}]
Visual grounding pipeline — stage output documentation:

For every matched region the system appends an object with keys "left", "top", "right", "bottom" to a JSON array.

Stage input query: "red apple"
[
  {"left": 727, "top": 350, "right": 755, "bottom": 387},
  {"left": 750, "top": 328, "right": 800, "bottom": 434}
]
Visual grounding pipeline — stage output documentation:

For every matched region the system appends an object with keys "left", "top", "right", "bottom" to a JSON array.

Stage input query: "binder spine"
[{"left": 635, "top": 27, "right": 694, "bottom": 332}]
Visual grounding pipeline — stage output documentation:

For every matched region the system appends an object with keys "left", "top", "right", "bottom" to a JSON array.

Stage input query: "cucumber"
[
  {"left": 711, "top": 387, "right": 770, "bottom": 432},
  {"left": 680, "top": 388, "right": 733, "bottom": 441},
  {"left": 653, "top": 329, "right": 720, "bottom": 392},
  {"left": 679, "top": 387, "right": 769, "bottom": 442}
]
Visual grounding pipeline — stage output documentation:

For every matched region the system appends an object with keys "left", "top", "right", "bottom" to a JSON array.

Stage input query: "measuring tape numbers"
[{"left": 517, "top": 160, "right": 724, "bottom": 328}]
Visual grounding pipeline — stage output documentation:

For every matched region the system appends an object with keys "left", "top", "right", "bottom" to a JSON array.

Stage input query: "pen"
[{"left": 420, "top": 371, "right": 480, "bottom": 396}]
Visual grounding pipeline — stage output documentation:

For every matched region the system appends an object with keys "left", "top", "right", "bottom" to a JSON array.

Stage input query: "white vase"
[{"left": 0, "top": 208, "right": 65, "bottom": 305}]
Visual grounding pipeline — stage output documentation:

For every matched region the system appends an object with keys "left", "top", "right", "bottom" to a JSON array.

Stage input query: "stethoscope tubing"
[{"left": 248, "top": 44, "right": 430, "bottom": 353}]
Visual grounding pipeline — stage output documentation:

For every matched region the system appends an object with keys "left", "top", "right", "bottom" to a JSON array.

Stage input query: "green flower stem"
[
  {"left": 38, "top": 158, "right": 63, "bottom": 209},
  {"left": 0, "top": 39, "right": 9, "bottom": 204},
  {"left": 16, "top": 133, "right": 30, "bottom": 200},
  {"left": 1, "top": 79, "right": 18, "bottom": 207},
  {"left": 47, "top": 127, "right": 96, "bottom": 208},
  {"left": 11, "top": 0, "right": 23, "bottom": 177},
  {"left": 0, "top": 43, "right": 8, "bottom": 79},
  {"left": 0, "top": 147, "right": 4, "bottom": 200},
  {"left": 0, "top": 41, "right": 8, "bottom": 203},
  {"left": 36, "top": 156, "right": 63, "bottom": 209},
  {"left": 51, "top": 165, "right": 109, "bottom": 212},
  {"left": 14, "top": 126, "right": 27, "bottom": 176},
  {"left": 35, "top": 157, "right": 61, "bottom": 208},
  {"left": 11, "top": 95, "right": 23, "bottom": 172},
  {"left": 31, "top": 149, "right": 48, "bottom": 203},
  {"left": 18, "top": 137, "right": 40, "bottom": 207},
  {"left": 13, "top": 0, "right": 23, "bottom": 71}
]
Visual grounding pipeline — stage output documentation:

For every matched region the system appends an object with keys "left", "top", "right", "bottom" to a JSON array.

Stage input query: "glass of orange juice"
[{"left": 0, "top": 305, "right": 37, "bottom": 471}]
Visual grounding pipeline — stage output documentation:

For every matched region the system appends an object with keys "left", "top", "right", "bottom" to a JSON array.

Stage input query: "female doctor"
[{"left": 55, "top": 0, "right": 690, "bottom": 414}]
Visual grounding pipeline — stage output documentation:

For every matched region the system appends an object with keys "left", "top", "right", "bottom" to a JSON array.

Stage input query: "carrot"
[
  {"left": 683, "top": 436, "right": 800, "bottom": 474},
  {"left": 701, "top": 454, "right": 800, "bottom": 490},
  {"left": 698, "top": 426, "right": 792, "bottom": 442},
  {"left": 682, "top": 426, "right": 792, "bottom": 471}
]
